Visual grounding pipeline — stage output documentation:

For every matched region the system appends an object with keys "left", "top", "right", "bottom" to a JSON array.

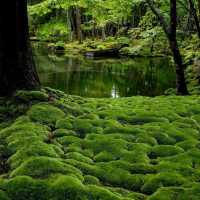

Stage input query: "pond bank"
[{"left": 0, "top": 88, "right": 200, "bottom": 200}]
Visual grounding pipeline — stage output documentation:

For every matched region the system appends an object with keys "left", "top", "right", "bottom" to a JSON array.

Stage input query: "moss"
[
  {"left": 141, "top": 173, "right": 186, "bottom": 194},
  {"left": 135, "top": 134, "right": 158, "bottom": 146},
  {"left": 49, "top": 175, "right": 86, "bottom": 200},
  {"left": 147, "top": 187, "right": 185, "bottom": 200},
  {"left": 5, "top": 176, "right": 49, "bottom": 200},
  {"left": 57, "top": 136, "right": 82, "bottom": 146},
  {"left": 129, "top": 164, "right": 157, "bottom": 174},
  {"left": 148, "top": 145, "right": 184, "bottom": 159},
  {"left": 8, "top": 141, "right": 59, "bottom": 169},
  {"left": 0, "top": 122, "right": 49, "bottom": 142},
  {"left": 15, "top": 90, "right": 49, "bottom": 102},
  {"left": 0, "top": 190, "right": 10, "bottom": 200},
  {"left": 65, "top": 152, "right": 93, "bottom": 164},
  {"left": 28, "top": 103, "right": 65, "bottom": 126},
  {"left": 0, "top": 92, "right": 200, "bottom": 198},
  {"left": 176, "top": 139, "right": 199, "bottom": 151},
  {"left": 127, "top": 115, "right": 169, "bottom": 125},
  {"left": 148, "top": 185, "right": 200, "bottom": 200},
  {"left": 73, "top": 119, "right": 93, "bottom": 138},
  {"left": 86, "top": 185, "right": 122, "bottom": 200},
  {"left": 53, "top": 129, "right": 76, "bottom": 137},
  {"left": 94, "top": 151, "right": 116, "bottom": 162},
  {"left": 55, "top": 118, "right": 73, "bottom": 130},
  {"left": 149, "top": 132, "right": 176, "bottom": 145},
  {"left": 84, "top": 175, "right": 100, "bottom": 185},
  {"left": 10, "top": 156, "right": 83, "bottom": 180}
]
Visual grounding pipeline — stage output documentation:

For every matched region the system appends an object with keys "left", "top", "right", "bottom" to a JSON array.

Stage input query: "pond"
[{"left": 34, "top": 46, "right": 176, "bottom": 98}]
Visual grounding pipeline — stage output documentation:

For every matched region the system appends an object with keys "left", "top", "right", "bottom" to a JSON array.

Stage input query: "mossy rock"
[
  {"left": 5, "top": 176, "right": 49, "bottom": 200},
  {"left": 84, "top": 175, "right": 100, "bottom": 185},
  {"left": 10, "top": 156, "right": 83, "bottom": 180},
  {"left": 141, "top": 173, "right": 186, "bottom": 194},
  {"left": 148, "top": 185, "right": 200, "bottom": 200},
  {"left": 28, "top": 103, "right": 65, "bottom": 126},
  {"left": 53, "top": 129, "right": 76, "bottom": 137},
  {"left": 55, "top": 118, "right": 73, "bottom": 130},
  {"left": 148, "top": 145, "right": 184, "bottom": 159},
  {"left": 73, "top": 119, "right": 93, "bottom": 138},
  {"left": 65, "top": 152, "right": 93, "bottom": 164},
  {"left": 49, "top": 175, "right": 86, "bottom": 200},
  {"left": 94, "top": 151, "right": 116, "bottom": 162},
  {"left": 8, "top": 141, "right": 59, "bottom": 169},
  {"left": 15, "top": 90, "right": 49, "bottom": 102},
  {"left": 86, "top": 185, "right": 122, "bottom": 200}
]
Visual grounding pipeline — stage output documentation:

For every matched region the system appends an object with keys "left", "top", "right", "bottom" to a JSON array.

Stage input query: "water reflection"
[{"left": 34, "top": 47, "right": 176, "bottom": 98}]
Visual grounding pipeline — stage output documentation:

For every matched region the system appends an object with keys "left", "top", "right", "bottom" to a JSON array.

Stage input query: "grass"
[{"left": 0, "top": 88, "right": 200, "bottom": 199}]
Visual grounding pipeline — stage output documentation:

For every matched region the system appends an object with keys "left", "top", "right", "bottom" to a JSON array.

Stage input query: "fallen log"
[{"left": 85, "top": 44, "right": 129, "bottom": 58}]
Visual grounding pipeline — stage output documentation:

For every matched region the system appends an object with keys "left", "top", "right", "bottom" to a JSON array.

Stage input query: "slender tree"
[
  {"left": 0, "top": 0, "right": 40, "bottom": 96},
  {"left": 188, "top": 0, "right": 200, "bottom": 38},
  {"left": 146, "top": 0, "right": 189, "bottom": 95}
]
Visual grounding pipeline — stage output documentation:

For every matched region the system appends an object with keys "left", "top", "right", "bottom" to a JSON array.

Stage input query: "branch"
[{"left": 145, "top": 0, "right": 170, "bottom": 36}]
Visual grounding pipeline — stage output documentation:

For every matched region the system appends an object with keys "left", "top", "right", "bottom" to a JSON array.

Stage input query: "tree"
[
  {"left": 188, "top": 0, "right": 200, "bottom": 38},
  {"left": 146, "top": 0, "right": 189, "bottom": 95},
  {"left": 0, "top": 0, "right": 40, "bottom": 96}
]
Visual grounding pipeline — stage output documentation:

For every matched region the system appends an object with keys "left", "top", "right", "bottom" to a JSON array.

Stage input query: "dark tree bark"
[
  {"left": 75, "top": 7, "right": 83, "bottom": 43},
  {"left": 0, "top": 0, "right": 40, "bottom": 96},
  {"left": 146, "top": 0, "right": 189, "bottom": 95},
  {"left": 169, "top": 0, "right": 189, "bottom": 95},
  {"left": 188, "top": 0, "right": 200, "bottom": 38}
]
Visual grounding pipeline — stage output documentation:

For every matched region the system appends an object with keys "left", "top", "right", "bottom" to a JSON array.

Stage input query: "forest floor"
[{"left": 0, "top": 88, "right": 200, "bottom": 200}]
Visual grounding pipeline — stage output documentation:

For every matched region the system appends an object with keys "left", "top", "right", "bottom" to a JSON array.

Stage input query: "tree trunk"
[
  {"left": 146, "top": 0, "right": 189, "bottom": 95},
  {"left": 102, "top": 27, "right": 106, "bottom": 41},
  {"left": 188, "top": 0, "right": 200, "bottom": 38},
  {"left": 0, "top": 0, "right": 40, "bottom": 96},
  {"left": 169, "top": 0, "right": 189, "bottom": 95},
  {"left": 75, "top": 7, "right": 83, "bottom": 44}
]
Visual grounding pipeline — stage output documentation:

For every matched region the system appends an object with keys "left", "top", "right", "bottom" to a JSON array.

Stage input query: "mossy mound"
[
  {"left": 0, "top": 89, "right": 200, "bottom": 199},
  {"left": 27, "top": 103, "right": 65, "bottom": 126}
]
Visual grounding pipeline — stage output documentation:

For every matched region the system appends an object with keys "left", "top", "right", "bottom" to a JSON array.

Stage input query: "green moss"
[
  {"left": 57, "top": 136, "right": 82, "bottom": 146},
  {"left": 141, "top": 173, "right": 186, "bottom": 194},
  {"left": 65, "top": 152, "right": 93, "bottom": 164},
  {"left": 86, "top": 185, "right": 122, "bottom": 200},
  {"left": 149, "top": 132, "right": 176, "bottom": 145},
  {"left": 5, "top": 176, "right": 48, "bottom": 200},
  {"left": 176, "top": 139, "right": 199, "bottom": 151},
  {"left": 49, "top": 175, "right": 86, "bottom": 200},
  {"left": 73, "top": 119, "right": 93, "bottom": 138},
  {"left": 10, "top": 156, "right": 83, "bottom": 180},
  {"left": 127, "top": 115, "right": 169, "bottom": 125},
  {"left": 15, "top": 90, "right": 49, "bottom": 102},
  {"left": 0, "top": 190, "right": 10, "bottom": 200},
  {"left": 148, "top": 185, "right": 200, "bottom": 200},
  {"left": 129, "top": 164, "right": 157, "bottom": 174},
  {"left": 0, "top": 91, "right": 200, "bottom": 199},
  {"left": 55, "top": 118, "right": 73, "bottom": 130},
  {"left": 28, "top": 103, "right": 65, "bottom": 126},
  {"left": 84, "top": 175, "right": 100, "bottom": 185},
  {"left": 8, "top": 141, "right": 59, "bottom": 169},
  {"left": 148, "top": 145, "right": 184, "bottom": 159},
  {"left": 53, "top": 129, "right": 76, "bottom": 137},
  {"left": 94, "top": 151, "right": 116, "bottom": 162},
  {"left": 135, "top": 134, "right": 158, "bottom": 146}
]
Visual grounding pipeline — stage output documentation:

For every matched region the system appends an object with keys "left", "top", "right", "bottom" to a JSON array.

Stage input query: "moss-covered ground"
[{"left": 0, "top": 88, "right": 200, "bottom": 200}]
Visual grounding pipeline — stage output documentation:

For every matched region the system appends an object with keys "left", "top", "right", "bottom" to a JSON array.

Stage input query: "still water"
[{"left": 34, "top": 47, "right": 176, "bottom": 98}]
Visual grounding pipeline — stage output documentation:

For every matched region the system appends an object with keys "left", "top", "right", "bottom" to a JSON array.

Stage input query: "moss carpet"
[{"left": 0, "top": 88, "right": 200, "bottom": 200}]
